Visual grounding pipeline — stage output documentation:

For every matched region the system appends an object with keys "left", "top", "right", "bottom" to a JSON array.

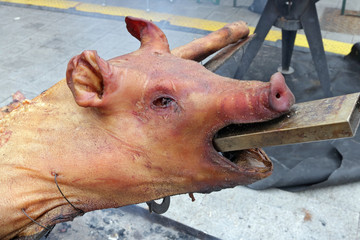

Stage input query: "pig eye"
[{"left": 152, "top": 96, "right": 176, "bottom": 109}]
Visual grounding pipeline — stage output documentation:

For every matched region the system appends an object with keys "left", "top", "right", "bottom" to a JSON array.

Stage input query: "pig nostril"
[{"left": 269, "top": 72, "right": 295, "bottom": 112}]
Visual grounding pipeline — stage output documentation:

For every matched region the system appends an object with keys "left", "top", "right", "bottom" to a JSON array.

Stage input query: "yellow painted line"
[
  {"left": 320, "top": 38, "right": 352, "bottom": 55},
  {"left": 0, "top": 0, "right": 353, "bottom": 55},
  {"left": 75, "top": 3, "right": 226, "bottom": 32},
  {"left": 170, "top": 15, "right": 226, "bottom": 31},
  {"left": 1, "top": 0, "right": 78, "bottom": 9},
  {"left": 248, "top": 27, "right": 353, "bottom": 56}
]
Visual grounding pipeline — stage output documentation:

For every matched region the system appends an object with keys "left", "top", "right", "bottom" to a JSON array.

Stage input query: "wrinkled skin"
[{"left": 0, "top": 17, "right": 294, "bottom": 239}]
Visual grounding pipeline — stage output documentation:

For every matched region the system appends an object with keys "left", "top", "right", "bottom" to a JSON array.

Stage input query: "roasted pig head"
[{"left": 66, "top": 16, "right": 295, "bottom": 201}]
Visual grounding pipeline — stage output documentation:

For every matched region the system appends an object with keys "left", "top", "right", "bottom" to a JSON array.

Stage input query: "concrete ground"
[{"left": 1, "top": 0, "right": 360, "bottom": 239}]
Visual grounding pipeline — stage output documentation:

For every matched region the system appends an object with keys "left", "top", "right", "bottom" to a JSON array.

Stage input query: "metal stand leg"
[
  {"left": 300, "top": 1, "right": 332, "bottom": 96},
  {"left": 278, "top": 30, "right": 297, "bottom": 74},
  {"left": 234, "top": 1, "right": 279, "bottom": 79},
  {"left": 341, "top": 0, "right": 347, "bottom": 15}
]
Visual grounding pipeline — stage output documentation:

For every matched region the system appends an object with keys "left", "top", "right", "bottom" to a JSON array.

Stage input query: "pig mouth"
[
  {"left": 211, "top": 126, "right": 273, "bottom": 179},
  {"left": 219, "top": 148, "right": 272, "bottom": 174}
]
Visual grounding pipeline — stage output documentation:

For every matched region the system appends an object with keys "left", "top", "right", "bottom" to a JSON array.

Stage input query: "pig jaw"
[{"left": 194, "top": 147, "right": 273, "bottom": 193}]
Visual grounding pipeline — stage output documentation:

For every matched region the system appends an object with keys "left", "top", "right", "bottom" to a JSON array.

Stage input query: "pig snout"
[
  {"left": 218, "top": 72, "right": 295, "bottom": 124},
  {"left": 268, "top": 72, "right": 295, "bottom": 113}
]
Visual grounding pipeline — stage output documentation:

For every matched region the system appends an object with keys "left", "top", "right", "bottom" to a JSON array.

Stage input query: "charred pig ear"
[
  {"left": 125, "top": 16, "right": 170, "bottom": 54},
  {"left": 66, "top": 50, "right": 111, "bottom": 108}
]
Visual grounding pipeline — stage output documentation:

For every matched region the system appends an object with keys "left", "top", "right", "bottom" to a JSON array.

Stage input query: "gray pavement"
[{"left": 1, "top": 1, "right": 360, "bottom": 239}]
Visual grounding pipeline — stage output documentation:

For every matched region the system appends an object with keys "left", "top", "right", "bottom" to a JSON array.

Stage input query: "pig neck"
[{"left": 0, "top": 79, "right": 149, "bottom": 239}]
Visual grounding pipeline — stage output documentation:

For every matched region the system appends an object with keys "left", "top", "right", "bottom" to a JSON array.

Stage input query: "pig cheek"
[{"left": 101, "top": 88, "right": 141, "bottom": 115}]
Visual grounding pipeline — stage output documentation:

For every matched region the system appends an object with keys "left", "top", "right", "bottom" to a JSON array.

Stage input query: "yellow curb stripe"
[
  {"left": 322, "top": 38, "right": 353, "bottom": 55},
  {"left": 76, "top": 3, "right": 173, "bottom": 22},
  {"left": 168, "top": 15, "right": 227, "bottom": 32},
  {"left": 75, "top": 3, "right": 227, "bottom": 32},
  {"left": 0, "top": 0, "right": 353, "bottom": 55},
  {"left": 248, "top": 27, "right": 353, "bottom": 55},
  {"left": 1, "top": 0, "right": 78, "bottom": 9}
]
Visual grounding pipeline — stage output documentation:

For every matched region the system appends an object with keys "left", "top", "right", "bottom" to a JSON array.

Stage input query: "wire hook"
[
  {"left": 54, "top": 173, "right": 84, "bottom": 215},
  {"left": 21, "top": 173, "right": 84, "bottom": 239},
  {"left": 146, "top": 196, "right": 171, "bottom": 214}
]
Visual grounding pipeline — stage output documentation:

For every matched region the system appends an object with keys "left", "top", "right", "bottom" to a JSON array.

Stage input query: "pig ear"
[
  {"left": 66, "top": 50, "right": 111, "bottom": 108},
  {"left": 125, "top": 16, "right": 170, "bottom": 53}
]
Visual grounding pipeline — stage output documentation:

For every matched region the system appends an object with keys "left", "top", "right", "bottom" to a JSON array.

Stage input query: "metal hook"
[
  {"left": 54, "top": 173, "right": 84, "bottom": 215},
  {"left": 21, "top": 208, "right": 56, "bottom": 239},
  {"left": 146, "top": 196, "right": 171, "bottom": 214},
  {"left": 22, "top": 208, "right": 51, "bottom": 230},
  {"left": 21, "top": 173, "right": 84, "bottom": 239}
]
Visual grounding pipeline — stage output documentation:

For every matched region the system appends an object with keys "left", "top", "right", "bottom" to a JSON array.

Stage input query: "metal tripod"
[{"left": 235, "top": 0, "right": 332, "bottom": 96}]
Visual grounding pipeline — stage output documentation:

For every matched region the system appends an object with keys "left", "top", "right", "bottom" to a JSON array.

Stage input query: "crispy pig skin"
[
  {"left": 0, "top": 16, "right": 294, "bottom": 239},
  {"left": 0, "top": 91, "right": 26, "bottom": 118}
]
